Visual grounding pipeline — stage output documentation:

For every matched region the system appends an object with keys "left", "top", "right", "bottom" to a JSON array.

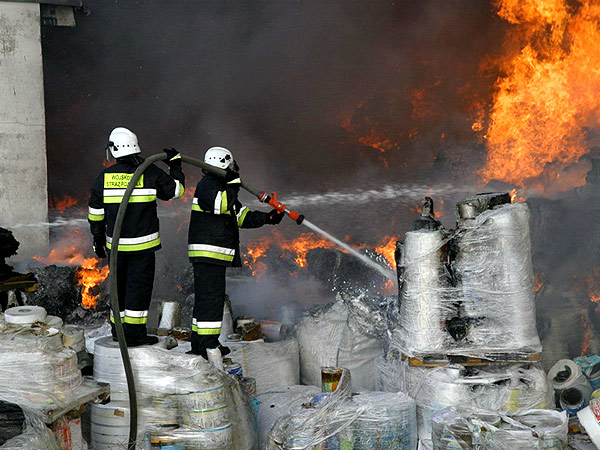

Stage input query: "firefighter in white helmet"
[
  {"left": 187, "top": 146, "right": 283, "bottom": 357},
  {"left": 88, "top": 127, "right": 185, "bottom": 346}
]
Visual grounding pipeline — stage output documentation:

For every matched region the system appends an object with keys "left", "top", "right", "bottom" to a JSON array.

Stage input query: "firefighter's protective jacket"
[
  {"left": 188, "top": 171, "right": 268, "bottom": 266},
  {"left": 88, "top": 156, "right": 185, "bottom": 252}
]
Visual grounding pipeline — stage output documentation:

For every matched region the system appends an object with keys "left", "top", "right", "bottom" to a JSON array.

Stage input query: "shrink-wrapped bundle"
[
  {"left": 266, "top": 388, "right": 417, "bottom": 449},
  {"left": 395, "top": 229, "right": 456, "bottom": 355},
  {"left": 229, "top": 339, "right": 300, "bottom": 395},
  {"left": 405, "top": 363, "right": 550, "bottom": 449},
  {"left": 0, "top": 327, "right": 82, "bottom": 410},
  {"left": 296, "top": 296, "right": 385, "bottom": 391},
  {"left": 432, "top": 407, "right": 567, "bottom": 450},
  {"left": 256, "top": 385, "right": 320, "bottom": 449},
  {"left": 455, "top": 202, "right": 541, "bottom": 353},
  {"left": 92, "top": 338, "right": 256, "bottom": 450}
]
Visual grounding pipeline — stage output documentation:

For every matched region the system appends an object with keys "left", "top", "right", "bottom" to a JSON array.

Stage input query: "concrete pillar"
[{"left": 0, "top": 1, "right": 49, "bottom": 261}]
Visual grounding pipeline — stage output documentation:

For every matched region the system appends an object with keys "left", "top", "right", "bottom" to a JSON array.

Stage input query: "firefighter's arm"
[
  {"left": 155, "top": 164, "right": 185, "bottom": 201},
  {"left": 235, "top": 199, "right": 269, "bottom": 228},
  {"left": 88, "top": 175, "right": 106, "bottom": 238}
]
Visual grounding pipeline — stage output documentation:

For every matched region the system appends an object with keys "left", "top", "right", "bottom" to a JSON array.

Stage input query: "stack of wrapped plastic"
[
  {"left": 431, "top": 407, "right": 568, "bottom": 449},
  {"left": 229, "top": 339, "right": 300, "bottom": 395},
  {"left": 296, "top": 293, "right": 387, "bottom": 391},
  {"left": 404, "top": 363, "right": 551, "bottom": 449},
  {"left": 91, "top": 337, "right": 255, "bottom": 449},
  {"left": 393, "top": 196, "right": 541, "bottom": 358},
  {"left": 0, "top": 326, "right": 82, "bottom": 410},
  {"left": 265, "top": 369, "right": 418, "bottom": 449},
  {"left": 455, "top": 202, "right": 541, "bottom": 354}
]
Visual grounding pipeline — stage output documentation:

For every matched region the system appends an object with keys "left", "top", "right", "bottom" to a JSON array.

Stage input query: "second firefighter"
[{"left": 187, "top": 146, "right": 284, "bottom": 357}]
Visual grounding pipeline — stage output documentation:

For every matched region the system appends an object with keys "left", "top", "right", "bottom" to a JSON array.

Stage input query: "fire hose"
[
  {"left": 110, "top": 153, "right": 396, "bottom": 447},
  {"left": 109, "top": 153, "right": 308, "bottom": 448}
]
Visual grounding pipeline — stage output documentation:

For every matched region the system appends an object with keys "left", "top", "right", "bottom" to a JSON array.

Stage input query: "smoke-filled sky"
[{"left": 42, "top": 0, "right": 505, "bottom": 202}]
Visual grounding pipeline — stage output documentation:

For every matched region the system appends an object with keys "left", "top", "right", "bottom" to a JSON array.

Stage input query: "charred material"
[
  {"left": 413, "top": 196, "right": 441, "bottom": 231},
  {"left": 0, "top": 227, "right": 37, "bottom": 311},
  {"left": 25, "top": 265, "right": 109, "bottom": 325},
  {"left": 0, "top": 400, "right": 25, "bottom": 445}
]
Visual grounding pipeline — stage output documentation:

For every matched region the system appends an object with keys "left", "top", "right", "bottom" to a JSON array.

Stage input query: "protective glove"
[
  {"left": 225, "top": 168, "right": 241, "bottom": 184},
  {"left": 163, "top": 147, "right": 182, "bottom": 167},
  {"left": 266, "top": 208, "right": 285, "bottom": 225},
  {"left": 93, "top": 236, "right": 107, "bottom": 259}
]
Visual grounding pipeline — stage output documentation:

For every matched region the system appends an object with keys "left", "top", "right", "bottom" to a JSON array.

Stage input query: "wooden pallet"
[{"left": 402, "top": 351, "right": 541, "bottom": 367}]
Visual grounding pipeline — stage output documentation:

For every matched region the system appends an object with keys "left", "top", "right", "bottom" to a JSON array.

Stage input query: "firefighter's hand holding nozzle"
[
  {"left": 266, "top": 209, "right": 285, "bottom": 225},
  {"left": 93, "top": 236, "right": 107, "bottom": 259}
]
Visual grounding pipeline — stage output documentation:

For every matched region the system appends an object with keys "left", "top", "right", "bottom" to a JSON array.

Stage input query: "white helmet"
[
  {"left": 204, "top": 146, "right": 234, "bottom": 170},
  {"left": 107, "top": 127, "right": 141, "bottom": 159}
]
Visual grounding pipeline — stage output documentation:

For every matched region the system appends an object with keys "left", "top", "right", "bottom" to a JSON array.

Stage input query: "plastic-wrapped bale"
[
  {"left": 432, "top": 407, "right": 567, "bottom": 450},
  {"left": 454, "top": 202, "right": 541, "bottom": 354},
  {"left": 92, "top": 338, "right": 256, "bottom": 450},
  {"left": 0, "top": 327, "right": 82, "bottom": 410},
  {"left": 351, "top": 391, "right": 417, "bottom": 449},
  {"left": 256, "top": 385, "right": 321, "bottom": 449},
  {"left": 267, "top": 390, "right": 417, "bottom": 449},
  {"left": 229, "top": 339, "right": 300, "bottom": 395},
  {"left": 0, "top": 406, "right": 60, "bottom": 450},
  {"left": 395, "top": 229, "right": 457, "bottom": 355},
  {"left": 405, "top": 363, "right": 551, "bottom": 450},
  {"left": 296, "top": 295, "right": 386, "bottom": 391},
  {"left": 376, "top": 347, "right": 405, "bottom": 393}
]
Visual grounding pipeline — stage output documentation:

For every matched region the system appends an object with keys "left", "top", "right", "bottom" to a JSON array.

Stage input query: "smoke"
[{"left": 42, "top": 0, "right": 502, "bottom": 201}]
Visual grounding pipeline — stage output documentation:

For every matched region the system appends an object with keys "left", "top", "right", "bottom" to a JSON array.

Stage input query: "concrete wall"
[{"left": 0, "top": 1, "right": 48, "bottom": 261}]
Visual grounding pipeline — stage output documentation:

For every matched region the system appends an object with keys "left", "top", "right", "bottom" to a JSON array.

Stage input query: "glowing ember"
[
  {"left": 479, "top": 0, "right": 600, "bottom": 191},
  {"left": 534, "top": 272, "right": 545, "bottom": 293},
  {"left": 581, "top": 310, "right": 593, "bottom": 356},
  {"left": 585, "top": 267, "right": 600, "bottom": 303},
  {"left": 76, "top": 258, "right": 109, "bottom": 309}
]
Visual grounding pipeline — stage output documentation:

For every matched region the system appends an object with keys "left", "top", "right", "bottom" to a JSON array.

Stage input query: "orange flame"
[
  {"left": 479, "top": 0, "right": 600, "bottom": 191},
  {"left": 33, "top": 246, "right": 88, "bottom": 266},
  {"left": 75, "top": 258, "right": 109, "bottom": 309},
  {"left": 50, "top": 195, "right": 80, "bottom": 213},
  {"left": 374, "top": 236, "right": 397, "bottom": 269},
  {"left": 279, "top": 233, "right": 336, "bottom": 268},
  {"left": 534, "top": 272, "right": 545, "bottom": 293}
]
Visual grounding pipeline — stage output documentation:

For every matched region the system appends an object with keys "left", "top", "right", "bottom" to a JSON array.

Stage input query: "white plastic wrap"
[
  {"left": 455, "top": 203, "right": 541, "bottom": 353},
  {"left": 92, "top": 338, "right": 256, "bottom": 449},
  {"left": 394, "top": 202, "right": 541, "bottom": 358},
  {"left": 396, "top": 229, "right": 455, "bottom": 354},
  {"left": 229, "top": 339, "right": 300, "bottom": 395},
  {"left": 296, "top": 298, "right": 384, "bottom": 391},
  {"left": 0, "top": 406, "right": 59, "bottom": 450},
  {"left": 405, "top": 363, "right": 551, "bottom": 450},
  {"left": 0, "top": 326, "right": 82, "bottom": 410},
  {"left": 431, "top": 407, "right": 568, "bottom": 450},
  {"left": 257, "top": 385, "right": 321, "bottom": 449},
  {"left": 266, "top": 382, "right": 417, "bottom": 449}
]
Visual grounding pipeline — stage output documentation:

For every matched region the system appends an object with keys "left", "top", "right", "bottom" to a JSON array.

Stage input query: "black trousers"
[
  {"left": 191, "top": 262, "right": 226, "bottom": 353},
  {"left": 108, "top": 250, "right": 156, "bottom": 343}
]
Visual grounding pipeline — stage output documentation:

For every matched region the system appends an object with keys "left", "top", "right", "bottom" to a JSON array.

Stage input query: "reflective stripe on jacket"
[
  {"left": 187, "top": 172, "right": 268, "bottom": 266},
  {"left": 88, "top": 156, "right": 185, "bottom": 253}
]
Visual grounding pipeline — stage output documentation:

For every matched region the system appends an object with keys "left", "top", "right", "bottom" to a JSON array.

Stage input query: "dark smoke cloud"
[{"left": 42, "top": 0, "right": 503, "bottom": 203}]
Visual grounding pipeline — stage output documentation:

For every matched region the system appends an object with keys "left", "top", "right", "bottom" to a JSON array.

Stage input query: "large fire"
[
  {"left": 479, "top": 0, "right": 600, "bottom": 191},
  {"left": 76, "top": 258, "right": 110, "bottom": 309}
]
